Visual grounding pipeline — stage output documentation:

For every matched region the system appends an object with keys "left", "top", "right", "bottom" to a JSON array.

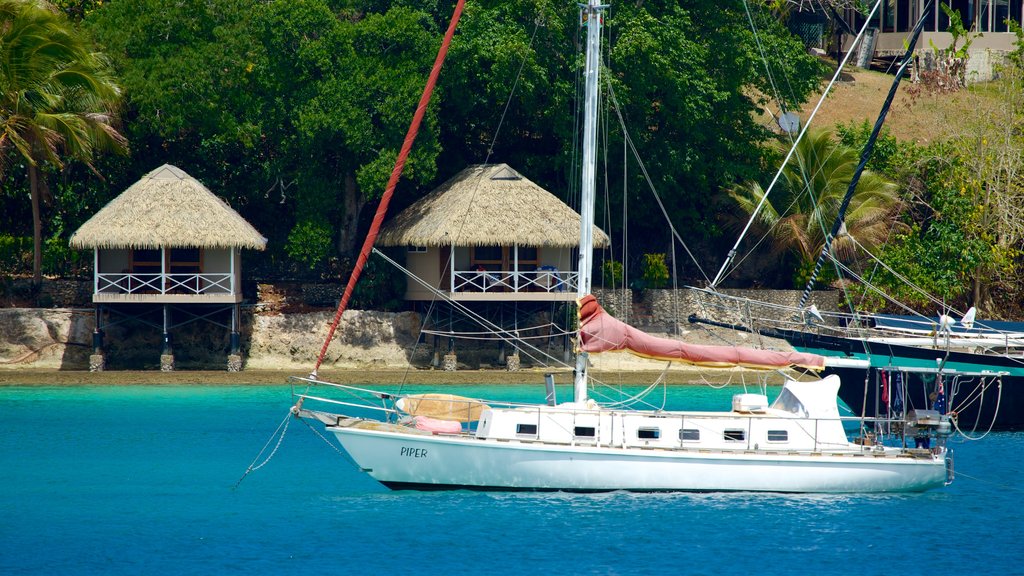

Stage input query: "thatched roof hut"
[
  {"left": 377, "top": 164, "right": 609, "bottom": 248},
  {"left": 70, "top": 164, "right": 266, "bottom": 250}
]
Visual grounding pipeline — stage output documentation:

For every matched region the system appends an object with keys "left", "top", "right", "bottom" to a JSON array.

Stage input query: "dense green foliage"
[
  {"left": 0, "top": 0, "right": 126, "bottom": 285},
  {"left": 726, "top": 127, "right": 900, "bottom": 288},
  {"left": 1, "top": 0, "right": 825, "bottom": 289},
  {"left": 839, "top": 123, "right": 1020, "bottom": 315}
]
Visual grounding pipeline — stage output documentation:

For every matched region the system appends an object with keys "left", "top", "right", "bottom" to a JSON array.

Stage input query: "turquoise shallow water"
[{"left": 1, "top": 383, "right": 1021, "bottom": 575}]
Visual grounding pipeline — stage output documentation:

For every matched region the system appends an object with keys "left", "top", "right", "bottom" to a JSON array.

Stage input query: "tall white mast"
[{"left": 574, "top": 0, "right": 605, "bottom": 403}]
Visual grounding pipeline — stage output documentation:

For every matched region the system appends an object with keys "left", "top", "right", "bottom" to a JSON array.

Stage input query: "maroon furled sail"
[
  {"left": 578, "top": 295, "right": 825, "bottom": 371},
  {"left": 312, "top": 0, "right": 467, "bottom": 375}
]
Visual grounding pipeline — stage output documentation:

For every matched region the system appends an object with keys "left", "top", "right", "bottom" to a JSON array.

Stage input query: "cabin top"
[
  {"left": 377, "top": 163, "right": 610, "bottom": 249},
  {"left": 70, "top": 164, "right": 266, "bottom": 251}
]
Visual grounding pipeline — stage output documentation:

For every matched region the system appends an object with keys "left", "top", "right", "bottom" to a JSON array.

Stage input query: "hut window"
[
  {"left": 516, "top": 246, "right": 540, "bottom": 270},
  {"left": 408, "top": 246, "right": 427, "bottom": 253},
  {"left": 169, "top": 248, "right": 201, "bottom": 272},
  {"left": 471, "top": 246, "right": 504, "bottom": 270},
  {"left": 130, "top": 249, "right": 161, "bottom": 274}
]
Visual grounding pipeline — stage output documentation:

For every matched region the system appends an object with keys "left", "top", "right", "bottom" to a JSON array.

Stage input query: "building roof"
[
  {"left": 377, "top": 164, "right": 610, "bottom": 248},
  {"left": 70, "top": 164, "right": 267, "bottom": 250}
]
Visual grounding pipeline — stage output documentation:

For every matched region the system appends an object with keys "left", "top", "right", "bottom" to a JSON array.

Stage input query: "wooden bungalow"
[
  {"left": 377, "top": 163, "right": 609, "bottom": 303},
  {"left": 70, "top": 164, "right": 266, "bottom": 371}
]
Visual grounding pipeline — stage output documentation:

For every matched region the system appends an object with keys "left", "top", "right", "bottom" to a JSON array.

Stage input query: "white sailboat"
[{"left": 291, "top": 0, "right": 953, "bottom": 493}]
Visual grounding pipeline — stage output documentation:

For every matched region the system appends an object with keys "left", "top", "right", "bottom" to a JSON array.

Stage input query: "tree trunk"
[
  {"left": 338, "top": 172, "right": 364, "bottom": 257},
  {"left": 29, "top": 164, "right": 42, "bottom": 287}
]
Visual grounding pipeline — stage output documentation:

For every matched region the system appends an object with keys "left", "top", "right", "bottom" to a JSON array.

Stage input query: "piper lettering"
[{"left": 400, "top": 447, "right": 428, "bottom": 458}]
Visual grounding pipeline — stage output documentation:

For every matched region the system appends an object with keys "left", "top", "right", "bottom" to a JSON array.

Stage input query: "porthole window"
[
  {"left": 637, "top": 427, "right": 660, "bottom": 440},
  {"left": 516, "top": 423, "right": 538, "bottom": 435},
  {"left": 767, "top": 430, "right": 788, "bottom": 442},
  {"left": 574, "top": 426, "right": 596, "bottom": 437},
  {"left": 724, "top": 429, "right": 746, "bottom": 442},
  {"left": 679, "top": 429, "right": 700, "bottom": 441}
]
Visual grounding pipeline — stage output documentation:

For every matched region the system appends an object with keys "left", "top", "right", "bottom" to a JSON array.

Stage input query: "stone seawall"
[
  {"left": 0, "top": 307, "right": 422, "bottom": 371},
  {"left": 0, "top": 287, "right": 837, "bottom": 370}
]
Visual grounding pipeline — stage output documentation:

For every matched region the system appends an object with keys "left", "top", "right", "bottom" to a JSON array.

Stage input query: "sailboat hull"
[{"left": 329, "top": 424, "right": 947, "bottom": 493}]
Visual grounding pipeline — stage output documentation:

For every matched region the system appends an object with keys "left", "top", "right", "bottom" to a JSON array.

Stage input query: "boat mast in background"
[{"left": 574, "top": 0, "right": 605, "bottom": 403}]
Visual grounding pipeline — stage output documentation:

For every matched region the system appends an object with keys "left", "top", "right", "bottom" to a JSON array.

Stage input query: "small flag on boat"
[
  {"left": 881, "top": 370, "right": 889, "bottom": 408},
  {"left": 892, "top": 372, "right": 904, "bottom": 416},
  {"left": 933, "top": 377, "right": 947, "bottom": 414}
]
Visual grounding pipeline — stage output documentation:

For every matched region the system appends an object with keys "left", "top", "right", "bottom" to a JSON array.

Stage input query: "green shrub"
[
  {"left": 640, "top": 253, "right": 669, "bottom": 289},
  {"left": 350, "top": 252, "right": 406, "bottom": 311},
  {"left": 601, "top": 260, "right": 623, "bottom": 287},
  {"left": 285, "top": 219, "right": 334, "bottom": 270},
  {"left": 0, "top": 235, "right": 32, "bottom": 273}
]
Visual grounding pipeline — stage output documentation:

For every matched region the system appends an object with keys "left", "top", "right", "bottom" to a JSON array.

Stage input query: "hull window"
[
  {"left": 637, "top": 427, "right": 660, "bottom": 439},
  {"left": 680, "top": 429, "right": 700, "bottom": 441},
  {"left": 574, "top": 426, "right": 596, "bottom": 438},
  {"left": 516, "top": 423, "right": 538, "bottom": 435},
  {"left": 767, "top": 430, "right": 789, "bottom": 442},
  {"left": 724, "top": 429, "right": 746, "bottom": 442}
]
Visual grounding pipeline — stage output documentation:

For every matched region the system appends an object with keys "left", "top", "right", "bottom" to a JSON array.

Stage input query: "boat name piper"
[{"left": 400, "top": 446, "right": 428, "bottom": 458}]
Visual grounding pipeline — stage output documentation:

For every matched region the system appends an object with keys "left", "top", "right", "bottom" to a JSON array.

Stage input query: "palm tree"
[
  {"left": 0, "top": 0, "right": 127, "bottom": 286},
  {"left": 726, "top": 127, "right": 900, "bottom": 284}
]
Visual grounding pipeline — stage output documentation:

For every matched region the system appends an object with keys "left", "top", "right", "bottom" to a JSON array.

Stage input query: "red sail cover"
[{"left": 578, "top": 295, "right": 825, "bottom": 371}]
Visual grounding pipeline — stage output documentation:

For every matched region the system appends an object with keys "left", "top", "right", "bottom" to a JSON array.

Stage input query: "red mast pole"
[{"left": 311, "top": 0, "right": 467, "bottom": 377}]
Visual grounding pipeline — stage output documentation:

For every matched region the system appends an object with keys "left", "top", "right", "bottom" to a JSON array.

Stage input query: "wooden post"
[
  {"left": 160, "top": 304, "right": 174, "bottom": 371},
  {"left": 89, "top": 304, "right": 105, "bottom": 372},
  {"left": 227, "top": 302, "right": 242, "bottom": 372}
]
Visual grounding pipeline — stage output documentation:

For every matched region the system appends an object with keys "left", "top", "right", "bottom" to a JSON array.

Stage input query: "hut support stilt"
[
  {"left": 160, "top": 304, "right": 174, "bottom": 371},
  {"left": 443, "top": 336, "right": 457, "bottom": 371},
  {"left": 227, "top": 303, "right": 242, "bottom": 372},
  {"left": 89, "top": 305, "right": 105, "bottom": 372}
]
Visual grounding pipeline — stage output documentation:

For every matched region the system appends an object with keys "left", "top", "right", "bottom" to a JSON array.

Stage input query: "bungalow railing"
[
  {"left": 451, "top": 268, "right": 578, "bottom": 293},
  {"left": 96, "top": 273, "right": 234, "bottom": 295}
]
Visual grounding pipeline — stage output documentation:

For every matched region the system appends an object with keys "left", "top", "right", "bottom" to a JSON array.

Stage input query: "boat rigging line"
[
  {"left": 796, "top": 0, "right": 935, "bottom": 309},
  {"left": 311, "top": 0, "right": 467, "bottom": 378},
  {"left": 603, "top": 80, "right": 710, "bottom": 286},
  {"left": 710, "top": 0, "right": 882, "bottom": 289}
]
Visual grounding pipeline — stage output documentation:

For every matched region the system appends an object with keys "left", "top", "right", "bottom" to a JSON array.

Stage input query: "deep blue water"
[{"left": 1, "top": 383, "right": 1021, "bottom": 576}]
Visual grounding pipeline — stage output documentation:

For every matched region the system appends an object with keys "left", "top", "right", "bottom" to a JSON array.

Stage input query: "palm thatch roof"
[
  {"left": 70, "top": 164, "right": 267, "bottom": 250},
  {"left": 377, "top": 164, "right": 609, "bottom": 248}
]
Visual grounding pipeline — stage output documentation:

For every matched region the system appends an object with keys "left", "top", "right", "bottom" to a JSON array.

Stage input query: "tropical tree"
[
  {"left": 0, "top": 0, "right": 126, "bottom": 286},
  {"left": 725, "top": 128, "right": 900, "bottom": 286}
]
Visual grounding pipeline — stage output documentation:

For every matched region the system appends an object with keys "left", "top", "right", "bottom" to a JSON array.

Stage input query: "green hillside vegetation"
[
  {"left": 0, "top": 1, "right": 1021, "bottom": 317},
  {"left": 784, "top": 64, "right": 1024, "bottom": 317}
]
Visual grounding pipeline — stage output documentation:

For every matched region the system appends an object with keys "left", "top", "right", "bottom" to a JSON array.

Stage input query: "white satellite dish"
[
  {"left": 778, "top": 111, "right": 800, "bottom": 135},
  {"left": 961, "top": 306, "right": 977, "bottom": 330}
]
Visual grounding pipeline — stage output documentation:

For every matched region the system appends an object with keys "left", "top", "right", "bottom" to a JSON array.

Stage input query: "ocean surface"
[{"left": 1, "top": 382, "right": 1021, "bottom": 576}]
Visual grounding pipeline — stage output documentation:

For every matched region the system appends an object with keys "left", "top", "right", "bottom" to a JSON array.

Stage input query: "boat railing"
[
  {"left": 291, "top": 378, "right": 945, "bottom": 451},
  {"left": 451, "top": 269, "right": 579, "bottom": 293},
  {"left": 96, "top": 272, "right": 234, "bottom": 295}
]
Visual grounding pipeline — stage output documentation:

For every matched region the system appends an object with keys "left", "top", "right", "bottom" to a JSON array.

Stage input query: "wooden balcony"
[
  {"left": 93, "top": 272, "right": 241, "bottom": 304},
  {"left": 447, "top": 268, "right": 578, "bottom": 302}
]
